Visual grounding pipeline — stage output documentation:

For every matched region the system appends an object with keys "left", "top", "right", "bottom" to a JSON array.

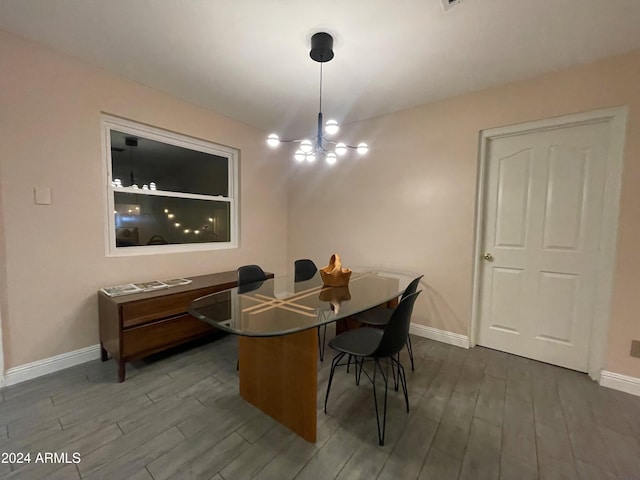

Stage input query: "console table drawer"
[
  {"left": 122, "top": 288, "right": 223, "bottom": 328},
  {"left": 123, "top": 314, "right": 215, "bottom": 357}
]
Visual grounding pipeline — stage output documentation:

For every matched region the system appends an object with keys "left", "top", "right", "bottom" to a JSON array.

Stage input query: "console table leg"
[
  {"left": 118, "top": 360, "right": 126, "bottom": 383},
  {"left": 100, "top": 342, "right": 109, "bottom": 361}
]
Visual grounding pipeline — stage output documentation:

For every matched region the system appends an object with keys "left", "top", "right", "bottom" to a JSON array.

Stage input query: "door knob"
[{"left": 483, "top": 252, "right": 494, "bottom": 261}]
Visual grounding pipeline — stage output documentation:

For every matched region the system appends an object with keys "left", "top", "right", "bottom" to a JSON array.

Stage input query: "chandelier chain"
[{"left": 319, "top": 62, "right": 323, "bottom": 114}]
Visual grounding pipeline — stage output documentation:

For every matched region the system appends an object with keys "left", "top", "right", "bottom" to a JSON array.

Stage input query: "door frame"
[{"left": 470, "top": 106, "right": 628, "bottom": 380}]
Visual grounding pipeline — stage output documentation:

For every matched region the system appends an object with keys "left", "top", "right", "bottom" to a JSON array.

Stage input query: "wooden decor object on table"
[{"left": 319, "top": 253, "right": 352, "bottom": 287}]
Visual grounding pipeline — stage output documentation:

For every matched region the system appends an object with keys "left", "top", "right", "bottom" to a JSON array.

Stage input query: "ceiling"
[{"left": 1, "top": 0, "right": 640, "bottom": 138}]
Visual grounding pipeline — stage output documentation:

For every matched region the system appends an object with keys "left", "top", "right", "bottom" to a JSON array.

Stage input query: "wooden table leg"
[{"left": 238, "top": 329, "right": 318, "bottom": 443}]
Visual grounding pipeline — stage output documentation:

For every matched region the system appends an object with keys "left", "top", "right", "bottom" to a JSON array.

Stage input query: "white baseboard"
[
  {"left": 600, "top": 370, "right": 640, "bottom": 397},
  {"left": 410, "top": 323, "right": 470, "bottom": 349},
  {"left": 3, "top": 344, "right": 101, "bottom": 387}
]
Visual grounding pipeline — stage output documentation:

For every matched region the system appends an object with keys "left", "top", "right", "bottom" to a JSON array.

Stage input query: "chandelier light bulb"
[
  {"left": 335, "top": 143, "right": 347, "bottom": 156},
  {"left": 266, "top": 133, "right": 280, "bottom": 148},
  {"left": 306, "top": 153, "right": 316, "bottom": 163},
  {"left": 326, "top": 152, "right": 337, "bottom": 165},
  {"left": 357, "top": 143, "right": 369, "bottom": 155},
  {"left": 325, "top": 119, "right": 339, "bottom": 135},
  {"left": 300, "top": 139, "right": 313, "bottom": 153},
  {"left": 294, "top": 150, "right": 305, "bottom": 162}
]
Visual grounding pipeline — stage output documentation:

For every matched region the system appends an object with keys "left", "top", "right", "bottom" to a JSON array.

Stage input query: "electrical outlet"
[{"left": 631, "top": 340, "right": 640, "bottom": 358}]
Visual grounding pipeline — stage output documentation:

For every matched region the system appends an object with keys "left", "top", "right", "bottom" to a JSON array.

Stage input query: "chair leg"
[
  {"left": 324, "top": 352, "right": 345, "bottom": 414},
  {"left": 317, "top": 325, "right": 327, "bottom": 362},
  {"left": 391, "top": 354, "right": 399, "bottom": 391},
  {"left": 406, "top": 335, "right": 415, "bottom": 371},
  {"left": 355, "top": 356, "right": 364, "bottom": 385},
  {"left": 372, "top": 358, "right": 390, "bottom": 446},
  {"left": 392, "top": 356, "right": 410, "bottom": 413}
]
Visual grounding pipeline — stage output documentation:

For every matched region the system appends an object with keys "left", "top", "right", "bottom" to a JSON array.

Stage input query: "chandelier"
[{"left": 266, "top": 32, "right": 368, "bottom": 164}]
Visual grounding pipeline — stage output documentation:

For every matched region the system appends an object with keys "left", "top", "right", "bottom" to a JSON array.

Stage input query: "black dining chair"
[
  {"left": 236, "top": 264, "right": 268, "bottom": 370},
  {"left": 324, "top": 291, "right": 421, "bottom": 446},
  {"left": 294, "top": 259, "right": 329, "bottom": 361},
  {"left": 238, "top": 264, "right": 267, "bottom": 286},
  {"left": 237, "top": 264, "right": 267, "bottom": 294},
  {"left": 294, "top": 259, "right": 318, "bottom": 282},
  {"left": 355, "top": 275, "right": 423, "bottom": 371}
]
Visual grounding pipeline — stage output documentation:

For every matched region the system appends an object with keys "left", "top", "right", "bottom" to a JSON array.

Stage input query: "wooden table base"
[{"left": 238, "top": 329, "right": 318, "bottom": 443}]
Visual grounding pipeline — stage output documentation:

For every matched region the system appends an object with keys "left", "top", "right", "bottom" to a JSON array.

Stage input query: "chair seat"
[
  {"left": 357, "top": 307, "right": 393, "bottom": 326},
  {"left": 328, "top": 327, "right": 384, "bottom": 357}
]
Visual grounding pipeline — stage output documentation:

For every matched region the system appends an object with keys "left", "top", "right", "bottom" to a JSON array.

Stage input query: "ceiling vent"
[{"left": 440, "top": 0, "right": 462, "bottom": 11}]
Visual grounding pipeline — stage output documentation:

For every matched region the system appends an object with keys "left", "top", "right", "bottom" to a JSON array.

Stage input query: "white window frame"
[{"left": 101, "top": 114, "right": 239, "bottom": 256}]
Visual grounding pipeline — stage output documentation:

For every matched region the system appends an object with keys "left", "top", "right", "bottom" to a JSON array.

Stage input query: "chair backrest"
[
  {"left": 237, "top": 264, "right": 267, "bottom": 287},
  {"left": 400, "top": 275, "right": 424, "bottom": 300},
  {"left": 146, "top": 234, "right": 168, "bottom": 245},
  {"left": 373, "top": 291, "right": 421, "bottom": 359},
  {"left": 294, "top": 259, "right": 318, "bottom": 282}
]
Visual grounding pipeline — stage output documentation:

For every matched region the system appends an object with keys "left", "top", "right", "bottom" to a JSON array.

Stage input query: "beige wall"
[
  {"left": 288, "top": 49, "right": 640, "bottom": 378},
  {"left": 0, "top": 30, "right": 288, "bottom": 369}
]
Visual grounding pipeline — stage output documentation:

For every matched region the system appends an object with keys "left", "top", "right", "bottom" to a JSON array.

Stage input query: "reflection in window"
[
  {"left": 103, "top": 116, "right": 238, "bottom": 254},
  {"left": 114, "top": 193, "right": 231, "bottom": 246}
]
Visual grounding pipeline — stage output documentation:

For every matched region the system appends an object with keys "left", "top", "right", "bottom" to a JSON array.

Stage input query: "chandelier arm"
[
  {"left": 277, "top": 138, "right": 312, "bottom": 144},
  {"left": 321, "top": 138, "right": 362, "bottom": 149}
]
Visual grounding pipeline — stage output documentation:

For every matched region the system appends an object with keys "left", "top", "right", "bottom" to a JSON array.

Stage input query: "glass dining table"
[{"left": 189, "top": 270, "right": 409, "bottom": 443}]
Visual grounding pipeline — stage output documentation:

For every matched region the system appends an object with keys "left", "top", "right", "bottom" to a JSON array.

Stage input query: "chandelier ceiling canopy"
[{"left": 266, "top": 32, "right": 368, "bottom": 165}]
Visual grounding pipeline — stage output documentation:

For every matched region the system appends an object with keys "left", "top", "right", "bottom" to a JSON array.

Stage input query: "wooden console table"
[{"left": 98, "top": 270, "right": 272, "bottom": 381}]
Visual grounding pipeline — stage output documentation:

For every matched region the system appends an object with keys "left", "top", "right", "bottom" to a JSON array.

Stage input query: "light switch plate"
[
  {"left": 631, "top": 340, "right": 640, "bottom": 358},
  {"left": 34, "top": 186, "right": 52, "bottom": 205}
]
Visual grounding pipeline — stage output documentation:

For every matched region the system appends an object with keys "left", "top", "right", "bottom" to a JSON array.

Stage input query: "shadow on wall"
[
  {"left": 346, "top": 264, "right": 466, "bottom": 336},
  {"left": 420, "top": 281, "right": 466, "bottom": 335}
]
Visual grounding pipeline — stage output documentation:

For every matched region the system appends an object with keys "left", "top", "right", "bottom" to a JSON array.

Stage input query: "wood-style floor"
[{"left": 1, "top": 332, "right": 640, "bottom": 480}]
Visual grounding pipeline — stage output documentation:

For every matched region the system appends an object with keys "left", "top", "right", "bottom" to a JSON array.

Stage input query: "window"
[{"left": 102, "top": 115, "right": 238, "bottom": 255}]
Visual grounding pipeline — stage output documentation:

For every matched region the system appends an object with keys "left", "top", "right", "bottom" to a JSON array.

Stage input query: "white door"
[{"left": 477, "top": 121, "right": 612, "bottom": 372}]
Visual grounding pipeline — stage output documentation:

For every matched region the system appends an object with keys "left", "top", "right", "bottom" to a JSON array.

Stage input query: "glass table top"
[{"left": 189, "top": 270, "right": 414, "bottom": 337}]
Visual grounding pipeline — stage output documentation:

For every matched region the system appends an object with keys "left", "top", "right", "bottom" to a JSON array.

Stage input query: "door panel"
[
  {"left": 489, "top": 267, "right": 525, "bottom": 334},
  {"left": 537, "top": 271, "right": 578, "bottom": 344},
  {"left": 477, "top": 121, "right": 610, "bottom": 372},
  {"left": 543, "top": 145, "right": 587, "bottom": 250},
  {"left": 495, "top": 149, "right": 531, "bottom": 248}
]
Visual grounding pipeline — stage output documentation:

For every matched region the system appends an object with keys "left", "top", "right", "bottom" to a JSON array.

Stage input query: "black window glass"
[
  {"left": 110, "top": 130, "right": 229, "bottom": 197},
  {"left": 114, "top": 192, "right": 231, "bottom": 246}
]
